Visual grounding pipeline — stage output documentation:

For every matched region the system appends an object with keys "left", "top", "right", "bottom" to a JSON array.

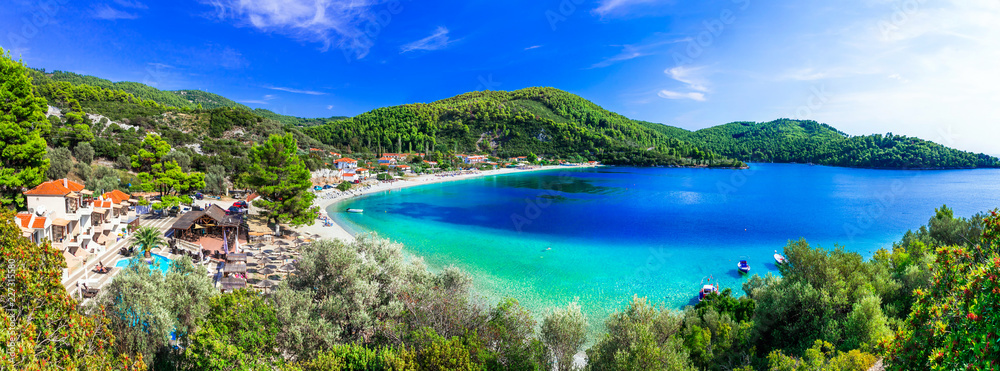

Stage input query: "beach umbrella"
[
  {"left": 275, "top": 240, "right": 290, "bottom": 246},
  {"left": 257, "top": 268, "right": 275, "bottom": 276},
  {"left": 255, "top": 279, "right": 276, "bottom": 289},
  {"left": 259, "top": 258, "right": 273, "bottom": 265},
  {"left": 278, "top": 264, "right": 296, "bottom": 272}
]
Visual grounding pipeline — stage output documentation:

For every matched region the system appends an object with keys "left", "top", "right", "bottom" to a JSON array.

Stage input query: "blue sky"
[{"left": 3, "top": 0, "right": 999, "bottom": 154}]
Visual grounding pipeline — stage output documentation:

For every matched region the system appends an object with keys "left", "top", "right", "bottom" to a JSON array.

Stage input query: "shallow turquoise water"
[
  {"left": 330, "top": 164, "right": 1000, "bottom": 325},
  {"left": 115, "top": 254, "right": 172, "bottom": 275}
]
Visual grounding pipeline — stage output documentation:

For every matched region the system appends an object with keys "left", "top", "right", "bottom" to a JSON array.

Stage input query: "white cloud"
[
  {"left": 400, "top": 27, "right": 453, "bottom": 53},
  {"left": 658, "top": 90, "right": 706, "bottom": 101},
  {"left": 238, "top": 99, "right": 270, "bottom": 105},
  {"left": 92, "top": 4, "right": 139, "bottom": 20},
  {"left": 665, "top": 65, "right": 709, "bottom": 92},
  {"left": 201, "top": 0, "right": 383, "bottom": 56},
  {"left": 326, "top": 105, "right": 334, "bottom": 110},
  {"left": 524, "top": 45, "right": 543, "bottom": 51},
  {"left": 264, "top": 85, "right": 326, "bottom": 95},
  {"left": 592, "top": 38, "right": 691, "bottom": 68},
  {"left": 593, "top": 0, "right": 663, "bottom": 16},
  {"left": 113, "top": 0, "right": 147, "bottom": 9}
]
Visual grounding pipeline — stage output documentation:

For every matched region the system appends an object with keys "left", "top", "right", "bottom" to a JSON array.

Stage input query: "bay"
[{"left": 330, "top": 163, "right": 1000, "bottom": 325}]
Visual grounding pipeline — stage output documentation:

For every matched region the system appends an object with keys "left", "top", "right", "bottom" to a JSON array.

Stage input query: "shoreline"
[{"left": 295, "top": 165, "right": 597, "bottom": 242}]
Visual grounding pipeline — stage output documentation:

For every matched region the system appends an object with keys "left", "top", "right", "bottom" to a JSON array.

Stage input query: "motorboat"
[
  {"left": 737, "top": 259, "right": 751, "bottom": 274},
  {"left": 774, "top": 250, "right": 787, "bottom": 265},
  {"left": 698, "top": 284, "right": 719, "bottom": 302},
  {"left": 346, "top": 208, "right": 364, "bottom": 213}
]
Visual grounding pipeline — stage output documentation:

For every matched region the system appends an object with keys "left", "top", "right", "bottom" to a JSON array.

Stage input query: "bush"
[
  {"left": 74, "top": 162, "right": 92, "bottom": 181},
  {"left": 45, "top": 147, "right": 73, "bottom": 179},
  {"left": 542, "top": 301, "right": 588, "bottom": 371},
  {"left": 74, "top": 141, "right": 94, "bottom": 164},
  {"left": 337, "top": 181, "right": 352, "bottom": 191}
]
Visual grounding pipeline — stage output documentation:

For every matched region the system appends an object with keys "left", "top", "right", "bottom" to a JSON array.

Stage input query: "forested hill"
[
  {"left": 645, "top": 119, "right": 1000, "bottom": 169},
  {"left": 33, "top": 69, "right": 341, "bottom": 126},
  {"left": 302, "top": 87, "right": 746, "bottom": 167}
]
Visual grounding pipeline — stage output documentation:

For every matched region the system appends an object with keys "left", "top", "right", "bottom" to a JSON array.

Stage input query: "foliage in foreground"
[
  {"left": 882, "top": 211, "right": 1000, "bottom": 370},
  {"left": 0, "top": 209, "right": 145, "bottom": 370}
]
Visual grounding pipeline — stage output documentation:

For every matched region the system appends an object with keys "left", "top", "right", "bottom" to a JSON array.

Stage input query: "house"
[
  {"left": 424, "top": 161, "right": 438, "bottom": 167},
  {"left": 462, "top": 155, "right": 488, "bottom": 164},
  {"left": 355, "top": 168, "right": 370, "bottom": 180},
  {"left": 334, "top": 158, "right": 358, "bottom": 170},
  {"left": 329, "top": 152, "right": 341, "bottom": 158},
  {"left": 21, "top": 179, "right": 94, "bottom": 250},
  {"left": 396, "top": 164, "right": 411, "bottom": 173},
  {"left": 14, "top": 212, "right": 51, "bottom": 245},
  {"left": 377, "top": 157, "right": 397, "bottom": 166},
  {"left": 342, "top": 173, "right": 358, "bottom": 182}
]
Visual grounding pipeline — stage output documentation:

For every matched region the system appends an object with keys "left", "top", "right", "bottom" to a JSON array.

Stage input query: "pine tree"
[
  {"left": 242, "top": 133, "right": 318, "bottom": 226},
  {"left": 0, "top": 48, "right": 50, "bottom": 208}
]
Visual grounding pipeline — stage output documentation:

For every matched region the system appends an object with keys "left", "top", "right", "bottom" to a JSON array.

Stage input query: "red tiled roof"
[
  {"left": 335, "top": 158, "right": 357, "bottom": 163},
  {"left": 14, "top": 214, "right": 45, "bottom": 229},
  {"left": 102, "top": 189, "right": 130, "bottom": 204},
  {"left": 344, "top": 173, "right": 356, "bottom": 176},
  {"left": 14, "top": 214, "right": 30, "bottom": 229},
  {"left": 356, "top": 168, "right": 368, "bottom": 172},
  {"left": 23, "top": 179, "right": 86, "bottom": 196},
  {"left": 247, "top": 193, "right": 259, "bottom": 201},
  {"left": 94, "top": 199, "right": 114, "bottom": 208}
]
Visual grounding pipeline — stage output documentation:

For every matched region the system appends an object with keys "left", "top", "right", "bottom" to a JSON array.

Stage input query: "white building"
[{"left": 335, "top": 158, "right": 358, "bottom": 170}]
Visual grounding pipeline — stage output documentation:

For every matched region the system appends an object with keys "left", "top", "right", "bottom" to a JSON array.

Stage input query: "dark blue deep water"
[{"left": 331, "top": 164, "right": 1000, "bottom": 324}]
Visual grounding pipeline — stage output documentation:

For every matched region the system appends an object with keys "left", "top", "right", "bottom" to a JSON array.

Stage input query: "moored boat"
[
  {"left": 346, "top": 208, "right": 364, "bottom": 213},
  {"left": 774, "top": 250, "right": 787, "bottom": 265},
  {"left": 698, "top": 284, "right": 719, "bottom": 302},
  {"left": 737, "top": 259, "right": 751, "bottom": 274}
]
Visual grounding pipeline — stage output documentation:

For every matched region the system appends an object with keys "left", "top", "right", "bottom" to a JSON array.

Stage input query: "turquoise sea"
[{"left": 330, "top": 163, "right": 1000, "bottom": 325}]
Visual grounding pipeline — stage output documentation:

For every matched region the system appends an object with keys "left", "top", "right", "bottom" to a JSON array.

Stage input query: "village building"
[{"left": 334, "top": 157, "right": 358, "bottom": 170}]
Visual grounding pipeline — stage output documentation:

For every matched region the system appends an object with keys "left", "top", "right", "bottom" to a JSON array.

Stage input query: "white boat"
[
  {"left": 774, "top": 251, "right": 787, "bottom": 265},
  {"left": 698, "top": 284, "right": 718, "bottom": 302},
  {"left": 346, "top": 208, "right": 364, "bottom": 213}
]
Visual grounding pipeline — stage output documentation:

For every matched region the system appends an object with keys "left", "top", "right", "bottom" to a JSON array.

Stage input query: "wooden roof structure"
[
  {"left": 171, "top": 204, "right": 242, "bottom": 231},
  {"left": 223, "top": 262, "right": 247, "bottom": 274},
  {"left": 219, "top": 276, "right": 246, "bottom": 291}
]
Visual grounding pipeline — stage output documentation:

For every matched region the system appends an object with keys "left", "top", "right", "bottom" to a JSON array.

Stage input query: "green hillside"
[
  {"left": 654, "top": 119, "right": 999, "bottom": 169},
  {"left": 303, "top": 87, "right": 745, "bottom": 167},
  {"left": 27, "top": 65, "right": 995, "bottom": 170}
]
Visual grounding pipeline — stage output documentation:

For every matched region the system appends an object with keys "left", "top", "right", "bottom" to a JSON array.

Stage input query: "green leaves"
[
  {"left": 242, "top": 133, "right": 317, "bottom": 227},
  {"left": 0, "top": 48, "right": 50, "bottom": 208}
]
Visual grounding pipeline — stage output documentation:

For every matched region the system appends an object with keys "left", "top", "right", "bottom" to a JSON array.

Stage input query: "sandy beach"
[{"left": 296, "top": 165, "right": 598, "bottom": 242}]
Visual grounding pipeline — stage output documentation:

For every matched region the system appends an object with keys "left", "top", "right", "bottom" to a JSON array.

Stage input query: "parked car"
[
  {"left": 195, "top": 192, "right": 204, "bottom": 200},
  {"left": 192, "top": 205, "right": 204, "bottom": 211},
  {"left": 313, "top": 186, "right": 323, "bottom": 191},
  {"left": 226, "top": 206, "right": 243, "bottom": 215},
  {"left": 168, "top": 206, "right": 179, "bottom": 217},
  {"left": 323, "top": 184, "right": 334, "bottom": 189},
  {"left": 233, "top": 201, "right": 248, "bottom": 208}
]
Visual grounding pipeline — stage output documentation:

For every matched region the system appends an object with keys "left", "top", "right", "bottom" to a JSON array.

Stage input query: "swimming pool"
[{"left": 115, "top": 254, "right": 172, "bottom": 275}]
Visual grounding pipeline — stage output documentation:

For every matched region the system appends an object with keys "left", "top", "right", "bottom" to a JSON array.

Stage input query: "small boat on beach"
[
  {"left": 737, "top": 259, "right": 751, "bottom": 274},
  {"left": 346, "top": 208, "right": 364, "bottom": 213},
  {"left": 774, "top": 250, "right": 787, "bottom": 265}
]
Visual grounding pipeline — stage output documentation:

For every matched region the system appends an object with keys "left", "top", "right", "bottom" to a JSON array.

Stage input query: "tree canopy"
[
  {"left": 0, "top": 48, "right": 49, "bottom": 208},
  {"left": 242, "top": 133, "right": 317, "bottom": 226}
]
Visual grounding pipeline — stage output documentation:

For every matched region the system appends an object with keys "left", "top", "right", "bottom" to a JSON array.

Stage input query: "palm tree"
[{"left": 132, "top": 226, "right": 164, "bottom": 259}]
